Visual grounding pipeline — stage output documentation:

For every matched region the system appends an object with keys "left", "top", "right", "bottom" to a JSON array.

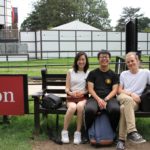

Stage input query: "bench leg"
[
  {"left": 3, "top": 115, "right": 10, "bottom": 124},
  {"left": 33, "top": 97, "right": 40, "bottom": 135},
  {"left": 56, "top": 114, "right": 59, "bottom": 135}
]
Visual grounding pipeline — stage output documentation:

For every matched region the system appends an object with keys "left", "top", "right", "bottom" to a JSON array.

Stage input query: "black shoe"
[
  {"left": 116, "top": 140, "right": 125, "bottom": 150},
  {"left": 81, "top": 131, "right": 89, "bottom": 144},
  {"left": 127, "top": 131, "right": 146, "bottom": 144}
]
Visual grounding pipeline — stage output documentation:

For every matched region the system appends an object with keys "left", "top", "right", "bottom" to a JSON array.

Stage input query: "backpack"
[
  {"left": 88, "top": 112, "right": 115, "bottom": 146},
  {"left": 140, "top": 84, "right": 150, "bottom": 112}
]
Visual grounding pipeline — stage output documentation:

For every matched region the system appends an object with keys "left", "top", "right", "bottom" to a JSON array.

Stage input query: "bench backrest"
[{"left": 41, "top": 68, "right": 66, "bottom": 101}]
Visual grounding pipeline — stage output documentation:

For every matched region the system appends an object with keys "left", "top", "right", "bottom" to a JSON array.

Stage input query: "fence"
[
  {"left": 20, "top": 30, "right": 150, "bottom": 59},
  {"left": 0, "top": 29, "right": 150, "bottom": 60}
]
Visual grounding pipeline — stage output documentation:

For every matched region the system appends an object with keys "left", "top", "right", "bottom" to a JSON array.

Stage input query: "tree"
[
  {"left": 138, "top": 17, "right": 150, "bottom": 32},
  {"left": 20, "top": 0, "right": 111, "bottom": 31},
  {"left": 76, "top": 0, "right": 111, "bottom": 30},
  {"left": 115, "top": 7, "right": 144, "bottom": 31}
]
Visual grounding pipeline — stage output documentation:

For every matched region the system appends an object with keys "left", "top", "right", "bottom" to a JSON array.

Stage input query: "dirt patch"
[{"left": 32, "top": 140, "right": 150, "bottom": 150}]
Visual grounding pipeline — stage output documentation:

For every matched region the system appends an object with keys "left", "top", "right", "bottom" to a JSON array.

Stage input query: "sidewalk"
[
  {"left": 32, "top": 140, "right": 150, "bottom": 150},
  {"left": 28, "top": 84, "right": 42, "bottom": 96}
]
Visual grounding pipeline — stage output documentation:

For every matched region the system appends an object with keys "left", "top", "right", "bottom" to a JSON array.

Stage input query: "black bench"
[
  {"left": 32, "top": 68, "right": 67, "bottom": 134},
  {"left": 32, "top": 68, "right": 150, "bottom": 135}
]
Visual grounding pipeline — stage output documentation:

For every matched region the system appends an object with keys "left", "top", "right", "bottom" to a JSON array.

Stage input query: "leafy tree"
[
  {"left": 115, "top": 7, "right": 144, "bottom": 31},
  {"left": 20, "top": 0, "right": 111, "bottom": 31},
  {"left": 76, "top": 0, "right": 111, "bottom": 30},
  {"left": 138, "top": 17, "right": 150, "bottom": 32}
]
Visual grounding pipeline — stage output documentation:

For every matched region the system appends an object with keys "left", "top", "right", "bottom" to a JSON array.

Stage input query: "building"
[{"left": 0, "top": 0, "right": 12, "bottom": 29}]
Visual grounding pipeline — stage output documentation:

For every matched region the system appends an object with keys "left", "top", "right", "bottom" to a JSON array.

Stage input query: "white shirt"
[
  {"left": 69, "top": 69, "right": 89, "bottom": 93},
  {"left": 120, "top": 69, "right": 150, "bottom": 96}
]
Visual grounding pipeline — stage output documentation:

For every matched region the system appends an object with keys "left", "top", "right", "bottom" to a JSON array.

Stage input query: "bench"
[
  {"left": 32, "top": 68, "right": 150, "bottom": 135},
  {"left": 32, "top": 68, "right": 67, "bottom": 134}
]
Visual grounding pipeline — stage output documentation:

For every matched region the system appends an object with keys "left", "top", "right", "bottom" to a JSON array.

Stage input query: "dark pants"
[{"left": 84, "top": 97, "right": 120, "bottom": 132}]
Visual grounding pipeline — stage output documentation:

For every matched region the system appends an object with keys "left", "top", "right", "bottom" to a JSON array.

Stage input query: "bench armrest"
[{"left": 32, "top": 91, "right": 43, "bottom": 99}]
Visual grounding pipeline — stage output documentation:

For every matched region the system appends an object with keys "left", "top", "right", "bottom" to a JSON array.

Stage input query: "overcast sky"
[{"left": 12, "top": 0, "right": 150, "bottom": 28}]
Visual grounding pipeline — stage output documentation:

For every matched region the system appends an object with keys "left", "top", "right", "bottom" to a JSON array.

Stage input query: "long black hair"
[{"left": 73, "top": 52, "right": 89, "bottom": 73}]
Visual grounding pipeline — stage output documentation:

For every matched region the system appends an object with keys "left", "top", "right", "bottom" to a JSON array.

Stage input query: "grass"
[
  {"left": 0, "top": 115, "right": 33, "bottom": 150},
  {"left": 0, "top": 55, "right": 150, "bottom": 149},
  {"left": 0, "top": 114, "right": 150, "bottom": 150},
  {"left": 0, "top": 55, "right": 149, "bottom": 76}
]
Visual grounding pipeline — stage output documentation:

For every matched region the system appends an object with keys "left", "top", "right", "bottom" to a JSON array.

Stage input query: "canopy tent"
[{"left": 51, "top": 20, "right": 100, "bottom": 31}]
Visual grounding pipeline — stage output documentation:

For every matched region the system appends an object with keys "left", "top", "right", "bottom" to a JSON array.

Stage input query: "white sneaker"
[
  {"left": 73, "top": 131, "right": 81, "bottom": 144},
  {"left": 61, "top": 130, "right": 69, "bottom": 143}
]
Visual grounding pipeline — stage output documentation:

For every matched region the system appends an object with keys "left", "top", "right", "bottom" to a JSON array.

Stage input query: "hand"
[
  {"left": 70, "top": 91, "right": 84, "bottom": 98},
  {"left": 74, "top": 91, "right": 84, "bottom": 98},
  {"left": 131, "top": 93, "right": 141, "bottom": 103},
  {"left": 97, "top": 99, "right": 107, "bottom": 109}
]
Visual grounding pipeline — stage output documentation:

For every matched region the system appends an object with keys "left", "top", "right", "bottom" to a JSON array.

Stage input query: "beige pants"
[{"left": 117, "top": 93, "right": 139, "bottom": 140}]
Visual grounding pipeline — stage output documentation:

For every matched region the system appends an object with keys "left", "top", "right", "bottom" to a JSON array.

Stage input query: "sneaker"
[
  {"left": 61, "top": 130, "right": 69, "bottom": 143},
  {"left": 74, "top": 131, "right": 81, "bottom": 144},
  {"left": 127, "top": 132, "right": 146, "bottom": 144},
  {"left": 116, "top": 140, "right": 125, "bottom": 150}
]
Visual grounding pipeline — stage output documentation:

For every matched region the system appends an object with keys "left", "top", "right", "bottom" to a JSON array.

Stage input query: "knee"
[
  {"left": 68, "top": 104, "right": 76, "bottom": 113},
  {"left": 76, "top": 103, "right": 85, "bottom": 112},
  {"left": 119, "top": 95, "right": 133, "bottom": 105},
  {"left": 85, "top": 106, "right": 96, "bottom": 116},
  {"left": 107, "top": 105, "right": 120, "bottom": 115}
]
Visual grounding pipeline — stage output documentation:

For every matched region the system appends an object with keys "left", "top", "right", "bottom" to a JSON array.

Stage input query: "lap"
[
  {"left": 67, "top": 99, "right": 87, "bottom": 108},
  {"left": 117, "top": 93, "right": 139, "bottom": 111}
]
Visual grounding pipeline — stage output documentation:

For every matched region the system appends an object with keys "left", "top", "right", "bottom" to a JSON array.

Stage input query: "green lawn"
[
  {"left": 0, "top": 114, "right": 150, "bottom": 150},
  {"left": 0, "top": 55, "right": 149, "bottom": 76}
]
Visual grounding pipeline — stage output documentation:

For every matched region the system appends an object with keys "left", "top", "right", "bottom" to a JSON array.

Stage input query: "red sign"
[{"left": 0, "top": 75, "right": 28, "bottom": 115}]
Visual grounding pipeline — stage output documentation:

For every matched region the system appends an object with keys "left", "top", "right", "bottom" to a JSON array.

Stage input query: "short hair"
[
  {"left": 125, "top": 52, "right": 139, "bottom": 61},
  {"left": 97, "top": 50, "right": 111, "bottom": 59},
  {"left": 73, "top": 52, "right": 89, "bottom": 73}
]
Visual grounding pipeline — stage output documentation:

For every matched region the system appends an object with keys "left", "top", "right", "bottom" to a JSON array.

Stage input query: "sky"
[{"left": 11, "top": 0, "right": 150, "bottom": 28}]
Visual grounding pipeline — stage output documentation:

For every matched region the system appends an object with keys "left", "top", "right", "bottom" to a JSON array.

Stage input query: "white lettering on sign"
[{"left": 0, "top": 91, "right": 15, "bottom": 102}]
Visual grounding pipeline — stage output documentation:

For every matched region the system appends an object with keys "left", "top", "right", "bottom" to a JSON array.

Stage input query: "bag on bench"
[
  {"left": 42, "top": 94, "right": 62, "bottom": 110},
  {"left": 140, "top": 84, "right": 150, "bottom": 112},
  {"left": 88, "top": 112, "right": 115, "bottom": 146}
]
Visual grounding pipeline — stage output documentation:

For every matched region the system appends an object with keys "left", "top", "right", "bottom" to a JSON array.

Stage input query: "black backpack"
[{"left": 140, "top": 84, "right": 150, "bottom": 112}]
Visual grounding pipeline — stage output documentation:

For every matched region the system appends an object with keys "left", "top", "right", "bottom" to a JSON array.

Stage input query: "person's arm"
[
  {"left": 104, "top": 84, "right": 118, "bottom": 101},
  {"left": 65, "top": 71, "right": 76, "bottom": 97},
  {"left": 118, "top": 84, "right": 132, "bottom": 96},
  {"left": 65, "top": 71, "right": 84, "bottom": 98},
  {"left": 88, "top": 81, "right": 106, "bottom": 109},
  {"left": 65, "top": 71, "right": 71, "bottom": 95},
  {"left": 118, "top": 84, "right": 141, "bottom": 103}
]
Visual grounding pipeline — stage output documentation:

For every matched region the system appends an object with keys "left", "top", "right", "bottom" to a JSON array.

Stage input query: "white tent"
[{"left": 51, "top": 19, "right": 100, "bottom": 31}]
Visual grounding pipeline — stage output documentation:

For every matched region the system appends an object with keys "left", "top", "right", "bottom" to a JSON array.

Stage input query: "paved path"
[
  {"left": 32, "top": 140, "right": 150, "bottom": 150},
  {"left": 28, "top": 85, "right": 42, "bottom": 96}
]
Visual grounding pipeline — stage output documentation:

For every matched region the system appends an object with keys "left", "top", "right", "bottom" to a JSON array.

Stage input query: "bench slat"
[
  {"left": 45, "top": 89, "right": 65, "bottom": 93},
  {"left": 45, "top": 81, "right": 66, "bottom": 86},
  {"left": 135, "top": 111, "right": 150, "bottom": 117}
]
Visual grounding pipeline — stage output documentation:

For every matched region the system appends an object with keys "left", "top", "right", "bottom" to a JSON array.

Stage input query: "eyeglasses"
[{"left": 99, "top": 56, "right": 109, "bottom": 59}]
